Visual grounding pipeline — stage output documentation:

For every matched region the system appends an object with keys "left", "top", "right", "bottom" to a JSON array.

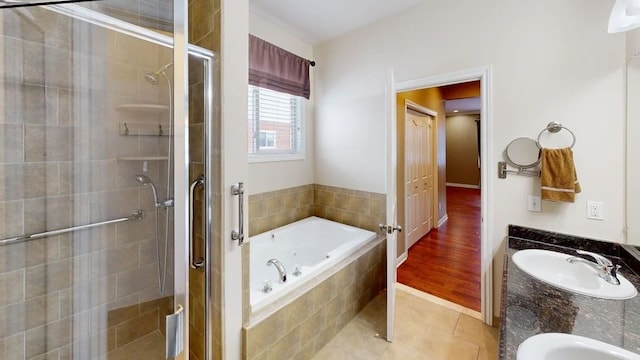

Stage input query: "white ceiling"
[
  {"left": 250, "top": 0, "right": 426, "bottom": 44},
  {"left": 445, "top": 97, "right": 481, "bottom": 115}
]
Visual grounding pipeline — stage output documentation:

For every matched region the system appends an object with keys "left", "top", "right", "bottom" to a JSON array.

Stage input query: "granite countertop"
[{"left": 499, "top": 225, "right": 640, "bottom": 359}]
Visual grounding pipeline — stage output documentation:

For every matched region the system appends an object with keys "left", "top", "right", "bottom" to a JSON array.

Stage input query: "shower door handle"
[
  {"left": 189, "top": 175, "right": 205, "bottom": 270},
  {"left": 231, "top": 182, "right": 245, "bottom": 246}
]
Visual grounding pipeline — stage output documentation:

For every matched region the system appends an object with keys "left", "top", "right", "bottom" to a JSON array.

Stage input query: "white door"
[
  {"left": 405, "top": 110, "right": 434, "bottom": 249},
  {"left": 385, "top": 68, "right": 398, "bottom": 342},
  {"left": 421, "top": 116, "right": 434, "bottom": 234}
]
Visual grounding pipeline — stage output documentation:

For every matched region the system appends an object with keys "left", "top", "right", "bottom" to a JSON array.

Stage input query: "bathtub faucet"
[{"left": 267, "top": 258, "right": 287, "bottom": 283}]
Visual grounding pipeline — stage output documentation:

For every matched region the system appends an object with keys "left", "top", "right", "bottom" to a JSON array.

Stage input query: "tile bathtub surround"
[
  {"left": 312, "top": 184, "right": 386, "bottom": 233},
  {"left": 248, "top": 184, "right": 386, "bottom": 236},
  {"left": 244, "top": 185, "right": 387, "bottom": 341},
  {"left": 248, "top": 184, "right": 314, "bottom": 236},
  {"left": 500, "top": 226, "right": 640, "bottom": 359},
  {"left": 243, "top": 238, "right": 387, "bottom": 360}
]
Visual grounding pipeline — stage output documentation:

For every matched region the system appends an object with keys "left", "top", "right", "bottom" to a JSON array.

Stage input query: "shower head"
[
  {"left": 135, "top": 174, "right": 160, "bottom": 207},
  {"left": 144, "top": 73, "right": 160, "bottom": 84},
  {"left": 135, "top": 174, "right": 153, "bottom": 186},
  {"left": 143, "top": 62, "right": 174, "bottom": 85}
]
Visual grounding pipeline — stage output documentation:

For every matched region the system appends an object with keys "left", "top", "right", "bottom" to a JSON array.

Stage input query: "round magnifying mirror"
[{"left": 505, "top": 137, "right": 541, "bottom": 168}]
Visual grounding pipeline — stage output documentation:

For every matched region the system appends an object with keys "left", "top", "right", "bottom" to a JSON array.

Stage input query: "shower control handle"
[
  {"left": 231, "top": 182, "right": 245, "bottom": 246},
  {"left": 189, "top": 175, "right": 205, "bottom": 270}
]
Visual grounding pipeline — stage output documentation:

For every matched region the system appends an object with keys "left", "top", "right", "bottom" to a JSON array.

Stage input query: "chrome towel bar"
[{"left": 0, "top": 209, "right": 146, "bottom": 246}]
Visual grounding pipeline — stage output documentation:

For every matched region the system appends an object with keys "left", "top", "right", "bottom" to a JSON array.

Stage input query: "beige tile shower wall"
[
  {"left": 248, "top": 185, "right": 314, "bottom": 237},
  {"left": 0, "top": 7, "right": 175, "bottom": 359},
  {"left": 243, "top": 239, "right": 386, "bottom": 360}
]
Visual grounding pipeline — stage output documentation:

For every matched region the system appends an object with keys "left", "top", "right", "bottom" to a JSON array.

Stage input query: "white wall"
[
  {"left": 248, "top": 9, "right": 315, "bottom": 194},
  {"left": 314, "top": 0, "right": 626, "bottom": 314},
  {"left": 221, "top": 0, "right": 248, "bottom": 358}
]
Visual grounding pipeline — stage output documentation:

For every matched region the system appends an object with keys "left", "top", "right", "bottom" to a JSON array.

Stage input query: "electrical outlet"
[
  {"left": 527, "top": 195, "right": 541, "bottom": 212},
  {"left": 587, "top": 201, "right": 604, "bottom": 220}
]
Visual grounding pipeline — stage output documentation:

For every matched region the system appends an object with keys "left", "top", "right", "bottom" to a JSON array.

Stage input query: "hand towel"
[{"left": 540, "top": 148, "right": 581, "bottom": 203}]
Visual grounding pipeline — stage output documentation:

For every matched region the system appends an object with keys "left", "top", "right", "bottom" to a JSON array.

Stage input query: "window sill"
[{"left": 249, "top": 153, "right": 305, "bottom": 163}]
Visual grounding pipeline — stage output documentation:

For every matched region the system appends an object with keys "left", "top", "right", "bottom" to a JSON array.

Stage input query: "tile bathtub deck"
[{"left": 313, "top": 286, "right": 498, "bottom": 360}]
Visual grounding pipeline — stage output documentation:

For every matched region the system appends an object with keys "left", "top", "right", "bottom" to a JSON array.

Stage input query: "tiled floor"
[{"left": 312, "top": 285, "right": 498, "bottom": 360}]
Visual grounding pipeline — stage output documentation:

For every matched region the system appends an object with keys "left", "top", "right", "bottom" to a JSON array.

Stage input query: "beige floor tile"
[
  {"left": 379, "top": 344, "right": 429, "bottom": 360},
  {"left": 314, "top": 288, "right": 498, "bottom": 360},
  {"left": 354, "top": 293, "right": 386, "bottom": 333},
  {"left": 396, "top": 293, "right": 460, "bottom": 335},
  {"left": 330, "top": 320, "right": 390, "bottom": 360},
  {"left": 454, "top": 313, "right": 499, "bottom": 350},
  {"left": 418, "top": 327, "right": 479, "bottom": 360},
  {"left": 390, "top": 309, "right": 430, "bottom": 349},
  {"left": 477, "top": 345, "right": 498, "bottom": 360},
  {"left": 311, "top": 344, "right": 357, "bottom": 360}
]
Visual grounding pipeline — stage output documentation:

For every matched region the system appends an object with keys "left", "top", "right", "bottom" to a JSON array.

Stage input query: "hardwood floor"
[{"left": 397, "top": 186, "right": 481, "bottom": 312}]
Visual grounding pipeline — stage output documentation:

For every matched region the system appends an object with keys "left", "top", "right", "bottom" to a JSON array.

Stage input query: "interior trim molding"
[{"left": 446, "top": 182, "right": 481, "bottom": 189}]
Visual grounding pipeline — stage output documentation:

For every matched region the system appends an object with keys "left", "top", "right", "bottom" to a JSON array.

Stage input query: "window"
[
  {"left": 258, "top": 130, "right": 276, "bottom": 149},
  {"left": 248, "top": 85, "right": 303, "bottom": 161}
]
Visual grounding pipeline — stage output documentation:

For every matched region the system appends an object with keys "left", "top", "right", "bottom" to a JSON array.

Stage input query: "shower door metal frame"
[
  {"left": 35, "top": 3, "right": 216, "bottom": 358},
  {"left": 188, "top": 49, "right": 216, "bottom": 360}
]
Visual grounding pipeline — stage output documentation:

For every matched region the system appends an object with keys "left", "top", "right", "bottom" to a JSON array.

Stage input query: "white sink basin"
[
  {"left": 518, "top": 333, "right": 640, "bottom": 360},
  {"left": 512, "top": 249, "right": 637, "bottom": 300}
]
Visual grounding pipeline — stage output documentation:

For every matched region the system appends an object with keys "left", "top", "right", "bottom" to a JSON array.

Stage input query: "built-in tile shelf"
[
  {"left": 119, "top": 121, "right": 170, "bottom": 136},
  {"left": 118, "top": 156, "right": 169, "bottom": 161},
  {"left": 115, "top": 104, "right": 169, "bottom": 112}
]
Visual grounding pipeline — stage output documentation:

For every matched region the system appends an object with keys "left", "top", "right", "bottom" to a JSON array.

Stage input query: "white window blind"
[{"left": 248, "top": 85, "right": 303, "bottom": 158}]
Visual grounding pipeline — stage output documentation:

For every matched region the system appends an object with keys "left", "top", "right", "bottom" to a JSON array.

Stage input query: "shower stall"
[{"left": 0, "top": 1, "right": 220, "bottom": 359}]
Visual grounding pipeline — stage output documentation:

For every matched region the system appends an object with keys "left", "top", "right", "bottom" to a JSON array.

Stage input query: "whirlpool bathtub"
[{"left": 249, "top": 216, "right": 377, "bottom": 312}]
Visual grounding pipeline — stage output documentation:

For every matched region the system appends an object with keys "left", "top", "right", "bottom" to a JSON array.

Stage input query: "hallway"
[{"left": 397, "top": 186, "right": 481, "bottom": 311}]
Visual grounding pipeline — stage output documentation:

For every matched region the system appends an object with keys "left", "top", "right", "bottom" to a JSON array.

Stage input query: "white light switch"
[
  {"left": 527, "top": 195, "right": 541, "bottom": 212},
  {"left": 587, "top": 201, "right": 604, "bottom": 220}
]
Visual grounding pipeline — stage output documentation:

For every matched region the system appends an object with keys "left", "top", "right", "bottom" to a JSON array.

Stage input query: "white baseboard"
[
  {"left": 446, "top": 182, "right": 481, "bottom": 189},
  {"left": 437, "top": 214, "right": 448, "bottom": 227},
  {"left": 396, "top": 252, "right": 408, "bottom": 267}
]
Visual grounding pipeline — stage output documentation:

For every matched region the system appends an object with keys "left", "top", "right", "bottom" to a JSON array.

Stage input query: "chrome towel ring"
[{"left": 536, "top": 121, "right": 576, "bottom": 149}]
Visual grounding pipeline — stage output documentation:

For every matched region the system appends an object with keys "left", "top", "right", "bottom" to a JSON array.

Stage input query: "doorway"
[
  {"left": 398, "top": 81, "right": 482, "bottom": 313},
  {"left": 391, "top": 70, "right": 492, "bottom": 323}
]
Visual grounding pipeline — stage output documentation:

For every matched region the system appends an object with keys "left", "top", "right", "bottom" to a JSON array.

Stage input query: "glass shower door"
[{"left": 0, "top": 1, "right": 194, "bottom": 358}]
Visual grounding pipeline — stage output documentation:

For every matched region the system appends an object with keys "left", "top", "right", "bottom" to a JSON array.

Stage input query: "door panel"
[
  {"left": 385, "top": 68, "right": 397, "bottom": 342},
  {"left": 0, "top": 2, "right": 198, "bottom": 359},
  {"left": 405, "top": 110, "right": 434, "bottom": 249}
]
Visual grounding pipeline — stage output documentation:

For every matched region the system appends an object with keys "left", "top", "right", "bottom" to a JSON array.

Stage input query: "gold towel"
[{"left": 540, "top": 148, "right": 581, "bottom": 203}]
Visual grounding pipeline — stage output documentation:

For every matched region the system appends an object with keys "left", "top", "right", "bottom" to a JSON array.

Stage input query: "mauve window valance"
[{"left": 249, "top": 34, "right": 313, "bottom": 99}]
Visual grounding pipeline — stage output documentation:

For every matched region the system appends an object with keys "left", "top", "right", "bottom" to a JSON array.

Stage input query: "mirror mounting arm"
[{"left": 498, "top": 161, "right": 541, "bottom": 179}]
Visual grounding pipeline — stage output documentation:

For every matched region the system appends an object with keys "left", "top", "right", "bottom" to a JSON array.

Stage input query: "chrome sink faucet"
[
  {"left": 567, "top": 250, "right": 621, "bottom": 285},
  {"left": 267, "top": 258, "right": 287, "bottom": 283}
]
